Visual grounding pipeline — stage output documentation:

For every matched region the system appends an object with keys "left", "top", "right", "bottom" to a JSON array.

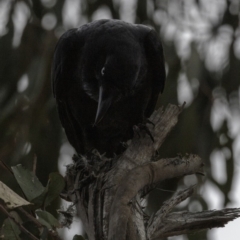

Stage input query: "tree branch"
[
  {"left": 108, "top": 155, "right": 203, "bottom": 240},
  {"left": 150, "top": 207, "right": 240, "bottom": 239},
  {"left": 64, "top": 103, "right": 240, "bottom": 240}
]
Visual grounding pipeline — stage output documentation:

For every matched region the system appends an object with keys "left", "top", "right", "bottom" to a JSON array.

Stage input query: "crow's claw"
[
  {"left": 133, "top": 125, "right": 141, "bottom": 138},
  {"left": 133, "top": 123, "right": 154, "bottom": 142},
  {"left": 145, "top": 119, "right": 155, "bottom": 127}
]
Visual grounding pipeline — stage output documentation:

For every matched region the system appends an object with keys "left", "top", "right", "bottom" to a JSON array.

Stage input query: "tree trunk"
[{"left": 62, "top": 104, "right": 240, "bottom": 240}]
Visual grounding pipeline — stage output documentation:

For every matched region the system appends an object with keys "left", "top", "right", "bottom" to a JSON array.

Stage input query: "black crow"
[{"left": 52, "top": 19, "right": 166, "bottom": 156}]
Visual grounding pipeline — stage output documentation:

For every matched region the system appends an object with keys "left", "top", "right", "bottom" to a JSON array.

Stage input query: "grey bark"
[{"left": 62, "top": 104, "right": 240, "bottom": 240}]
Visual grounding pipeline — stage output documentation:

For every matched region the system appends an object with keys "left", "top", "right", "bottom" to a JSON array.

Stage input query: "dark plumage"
[{"left": 52, "top": 19, "right": 166, "bottom": 156}]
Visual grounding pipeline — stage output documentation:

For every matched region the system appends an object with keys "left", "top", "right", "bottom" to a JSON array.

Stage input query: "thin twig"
[
  {"left": 0, "top": 160, "right": 13, "bottom": 175},
  {"left": 147, "top": 186, "right": 195, "bottom": 238},
  {"left": 19, "top": 207, "right": 62, "bottom": 240},
  {"left": 0, "top": 204, "right": 39, "bottom": 240},
  {"left": 19, "top": 207, "right": 42, "bottom": 228}
]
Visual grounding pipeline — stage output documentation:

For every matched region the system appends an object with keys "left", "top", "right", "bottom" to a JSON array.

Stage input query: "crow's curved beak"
[{"left": 94, "top": 85, "right": 113, "bottom": 126}]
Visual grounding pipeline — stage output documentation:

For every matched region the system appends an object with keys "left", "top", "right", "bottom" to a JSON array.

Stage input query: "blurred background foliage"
[{"left": 0, "top": 0, "right": 239, "bottom": 239}]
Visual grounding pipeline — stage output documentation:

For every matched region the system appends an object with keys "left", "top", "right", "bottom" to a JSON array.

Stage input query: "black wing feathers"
[
  {"left": 52, "top": 28, "right": 84, "bottom": 99},
  {"left": 52, "top": 28, "right": 86, "bottom": 153},
  {"left": 144, "top": 29, "right": 166, "bottom": 117}
]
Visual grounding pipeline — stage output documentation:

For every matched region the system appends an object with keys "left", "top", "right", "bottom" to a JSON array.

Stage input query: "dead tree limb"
[
  {"left": 147, "top": 187, "right": 240, "bottom": 239},
  {"left": 63, "top": 104, "right": 240, "bottom": 240}
]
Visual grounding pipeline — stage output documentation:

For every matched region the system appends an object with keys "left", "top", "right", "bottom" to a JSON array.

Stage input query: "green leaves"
[
  {"left": 11, "top": 165, "right": 45, "bottom": 202},
  {"left": 1, "top": 212, "right": 21, "bottom": 240},
  {"left": 44, "top": 172, "right": 65, "bottom": 208},
  {"left": 1, "top": 165, "right": 66, "bottom": 239},
  {"left": 11, "top": 165, "right": 65, "bottom": 209},
  {"left": 36, "top": 210, "right": 61, "bottom": 229}
]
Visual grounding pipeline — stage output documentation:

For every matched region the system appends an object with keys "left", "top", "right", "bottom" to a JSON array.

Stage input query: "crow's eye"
[{"left": 101, "top": 67, "right": 105, "bottom": 76}]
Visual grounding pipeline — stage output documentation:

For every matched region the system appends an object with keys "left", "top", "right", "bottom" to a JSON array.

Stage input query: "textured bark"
[{"left": 63, "top": 104, "right": 240, "bottom": 240}]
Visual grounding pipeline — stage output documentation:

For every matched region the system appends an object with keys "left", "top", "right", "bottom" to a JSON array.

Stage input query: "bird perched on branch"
[{"left": 52, "top": 19, "right": 166, "bottom": 156}]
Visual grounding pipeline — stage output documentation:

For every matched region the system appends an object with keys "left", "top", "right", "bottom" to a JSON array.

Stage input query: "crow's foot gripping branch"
[{"left": 133, "top": 122, "right": 154, "bottom": 142}]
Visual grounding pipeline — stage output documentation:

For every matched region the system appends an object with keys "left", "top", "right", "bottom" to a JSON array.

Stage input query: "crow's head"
[{"left": 82, "top": 44, "right": 146, "bottom": 126}]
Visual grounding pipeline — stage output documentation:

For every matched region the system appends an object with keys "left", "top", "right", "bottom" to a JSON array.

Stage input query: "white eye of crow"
[{"left": 101, "top": 67, "right": 105, "bottom": 76}]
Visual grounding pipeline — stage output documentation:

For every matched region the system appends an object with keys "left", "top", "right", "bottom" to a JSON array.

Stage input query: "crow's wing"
[
  {"left": 52, "top": 28, "right": 86, "bottom": 153},
  {"left": 144, "top": 29, "right": 166, "bottom": 117},
  {"left": 52, "top": 28, "right": 84, "bottom": 99}
]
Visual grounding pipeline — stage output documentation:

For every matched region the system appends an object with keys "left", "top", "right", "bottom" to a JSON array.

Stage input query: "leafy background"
[{"left": 0, "top": 0, "right": 239, "bottom": 239}]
